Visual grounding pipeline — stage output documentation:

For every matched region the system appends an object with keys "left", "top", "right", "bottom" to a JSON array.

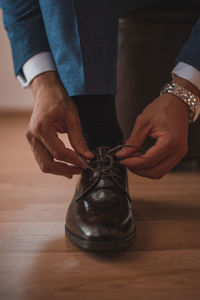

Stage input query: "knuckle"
[
  {"left": 150, "top": 172, "right": 164, "bottom": 180},
  {"left": 40, "top": 163, "right": 51, "bottom": 173},
  {"left": 69, "top": 111, "right": 77, "bottom": 122},
  {"left": 26, "top": 131, "right": 32, "bottom": 142},
  {"left": 136, "top": 114, "right": 144, "bottom": 124},
  {"left": 136, "top": 114, "right": 150, "bottom": 126},
  {"left": 143, "top": 160, "right": 152, "bottom": 169},
  {"left": 136, "top": 114, "right": 142, "bottom": 121},
  {"left": 53, "top": 151, "right": 65, "bottom": 161},
  {"left": 66, "top": 111, "right": 77, "bottom": 125},
  {"left": 33, "top": 122, "right": 45, "bottom": 136}
]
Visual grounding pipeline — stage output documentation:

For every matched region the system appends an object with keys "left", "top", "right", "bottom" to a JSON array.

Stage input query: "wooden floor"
[{"left": 0, "top": 113, "right": 200, "bottom": 300}]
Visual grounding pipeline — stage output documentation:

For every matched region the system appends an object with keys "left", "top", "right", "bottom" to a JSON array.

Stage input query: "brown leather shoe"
[{"left": 65, "top": 145, "right": 136, "bottom": 251}]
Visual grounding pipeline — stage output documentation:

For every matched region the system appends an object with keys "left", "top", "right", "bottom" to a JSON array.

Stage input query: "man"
[{"left": 1, "top": 0, "right": 200, "bottom": 251}]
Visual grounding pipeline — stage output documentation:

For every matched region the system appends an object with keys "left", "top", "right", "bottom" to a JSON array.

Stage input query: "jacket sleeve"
[
  {"left": 38, "top": 0, "right": 118, "bottom": 96},
  {"left": 176, "top": 17, "right": 200, "bottom": 71},
  {"left": 0, "top": 0, "right": 51, "bottom": 76}
]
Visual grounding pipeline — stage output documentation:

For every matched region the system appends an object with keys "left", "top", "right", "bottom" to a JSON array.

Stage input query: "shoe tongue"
[
  {"left": 92, "top": 146, "right": 111, "bottom": 160},
  {"left": 89, "top": 146, "right": 113, "bottom": 169}
]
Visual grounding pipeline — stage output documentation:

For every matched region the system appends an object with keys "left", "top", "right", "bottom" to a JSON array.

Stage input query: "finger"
[
  {"left": 66, "top": 114, "right": 94, "bottom": 160},
  {"left": 38, "top": 125, "right": 87, "bottom": 168},
  {"left": 116, "top": 115, "right": 151, "bottom": 158},
  {"left": 120, "top": 135, "right": 174, "bottom": 169},
  {"left": 27, "top": 133, "right": 82, "bottom": 178},
  {"left": 129, "top": 153, "right": 183, "bottom": 179},
  {"left": 46, "top": 161, "right": 82, "bottom": 177}
]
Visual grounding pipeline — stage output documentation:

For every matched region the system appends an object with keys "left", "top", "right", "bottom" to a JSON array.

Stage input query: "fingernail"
[
  {"left": 116, "top": 150, "right": 125, "bottom": 156},
  {"left": 84, "top": 151, "right": 94, "bottom": 158}
]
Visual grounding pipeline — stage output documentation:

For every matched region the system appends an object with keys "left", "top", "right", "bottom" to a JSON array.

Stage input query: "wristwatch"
[{"left": 160, "top": 82, "right": 200, "bottom": 123}]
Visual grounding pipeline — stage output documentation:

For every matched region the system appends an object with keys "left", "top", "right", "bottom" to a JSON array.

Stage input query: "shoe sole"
[{"left": 65, "top": 226, "right": 136, "bottom": 251}]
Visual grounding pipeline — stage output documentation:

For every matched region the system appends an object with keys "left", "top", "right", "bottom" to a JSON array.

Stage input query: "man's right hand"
[{"left": 27, "top": 71, "right": 94, "bottom": 178}]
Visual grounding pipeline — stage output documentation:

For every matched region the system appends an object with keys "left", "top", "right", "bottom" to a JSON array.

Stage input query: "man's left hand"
[{"left": 116, "top": 92, "right": 189, "bottom": 179}]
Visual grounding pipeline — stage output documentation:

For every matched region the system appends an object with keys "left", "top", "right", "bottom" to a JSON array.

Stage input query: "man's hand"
[
  {"left": 116, "top": 76, "right": 200, "bottom": 179},
  {"left": 27, "top": 71, "right": 94, "bottom": 178}
]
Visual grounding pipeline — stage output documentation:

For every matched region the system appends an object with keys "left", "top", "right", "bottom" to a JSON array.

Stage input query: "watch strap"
[{"left": 160, "top": 82, "right": 200, "bottom": 123}]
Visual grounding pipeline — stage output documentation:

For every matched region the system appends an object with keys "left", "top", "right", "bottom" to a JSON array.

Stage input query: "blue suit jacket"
[{"left": 0, "top": 0, "right": 200, "bottom": 96}]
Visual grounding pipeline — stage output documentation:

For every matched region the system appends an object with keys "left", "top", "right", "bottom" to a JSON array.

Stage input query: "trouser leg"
[{"left": 73, "top": 95, "right": 123, "bottom": 150}]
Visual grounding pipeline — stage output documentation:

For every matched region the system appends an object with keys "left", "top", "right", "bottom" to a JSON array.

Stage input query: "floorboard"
[{"left": 0, "top": 113, "right": 200, "bottom": 300}]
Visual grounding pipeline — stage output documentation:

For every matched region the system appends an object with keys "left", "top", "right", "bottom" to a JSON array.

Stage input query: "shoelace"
[{"left": 77, "top": 144, "right": 145, "bottom": 174}]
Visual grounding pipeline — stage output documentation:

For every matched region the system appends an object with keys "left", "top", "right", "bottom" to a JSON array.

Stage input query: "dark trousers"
[{"left": 116, "top": 9, "right": 200, "bottom": 159}]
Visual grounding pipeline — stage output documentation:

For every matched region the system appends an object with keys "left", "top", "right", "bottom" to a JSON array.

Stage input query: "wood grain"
[{"left": 0, "top": 113, "right": 200, "bottom": 300}]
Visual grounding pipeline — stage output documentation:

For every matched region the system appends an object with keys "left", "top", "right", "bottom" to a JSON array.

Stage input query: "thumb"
[
  {"left": 116, "top": 118, "right": 151, "bottom": 158},
  {"left": 66, "top": 116, "right": 94, "bottom": 160}
]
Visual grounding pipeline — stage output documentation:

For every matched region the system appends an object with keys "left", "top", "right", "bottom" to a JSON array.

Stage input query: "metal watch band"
[{"left": 160, "top": 82, "right": 200, "bottom": 123}]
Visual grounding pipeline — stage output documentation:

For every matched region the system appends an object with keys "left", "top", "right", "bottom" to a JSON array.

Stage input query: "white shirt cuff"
[
  {"left": 17, "top": 52, "right": 57, "bottom": 88},
  {"left": 172, "top": 62, "right": 200, "bottom": 91}
]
